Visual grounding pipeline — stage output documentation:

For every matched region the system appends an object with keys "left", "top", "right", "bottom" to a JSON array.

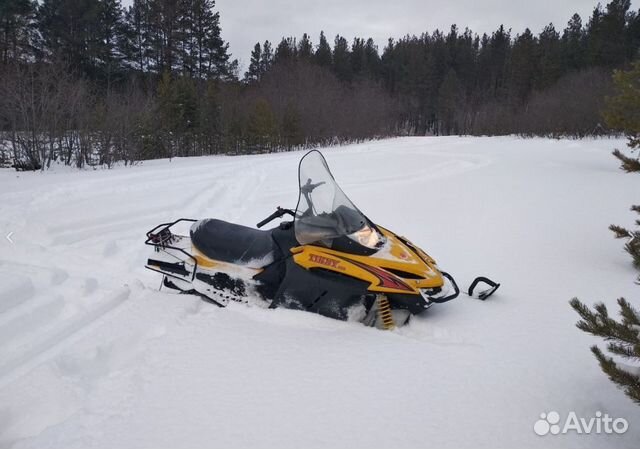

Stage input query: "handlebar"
[{"left": 256, "top": 207, "right": 295, "bottom": 228}]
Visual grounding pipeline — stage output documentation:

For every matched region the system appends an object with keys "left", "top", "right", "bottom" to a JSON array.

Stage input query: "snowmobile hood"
[{"left": 291, "top": 226, "right": 444, "bottom": 295}]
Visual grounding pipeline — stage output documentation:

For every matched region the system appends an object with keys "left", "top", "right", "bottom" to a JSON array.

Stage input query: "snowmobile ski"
[{"left": 468, "top": 276, "right": 501, "bottom": 300}]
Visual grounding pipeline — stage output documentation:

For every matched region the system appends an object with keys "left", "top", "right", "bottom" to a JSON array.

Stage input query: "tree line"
[{"left": 1, "top": 0, "right": 639, "bottom": 169}]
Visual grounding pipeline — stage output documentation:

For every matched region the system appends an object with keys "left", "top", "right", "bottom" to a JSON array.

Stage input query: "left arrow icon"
[{"left": 6, "top": 232, "right": 14, "bottom": 244}]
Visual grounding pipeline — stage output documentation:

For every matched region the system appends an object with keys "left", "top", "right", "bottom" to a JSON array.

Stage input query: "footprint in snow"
[{"left": 82, "top": 278, "right": 99, "bottom": 296}]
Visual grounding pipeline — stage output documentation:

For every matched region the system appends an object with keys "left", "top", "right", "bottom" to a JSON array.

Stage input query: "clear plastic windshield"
[{"left": 294, "top": 150, "right": 382, "bottom": 248}]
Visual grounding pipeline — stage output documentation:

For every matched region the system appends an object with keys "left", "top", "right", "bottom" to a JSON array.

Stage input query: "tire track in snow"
[
  {"left": 0, "top": 276, "right": 35, "bottom": 314},
  {"left": 174, "top": 159, "right": 271, "bottom": 221},
  {"left": 48, "top": 215, "right": 166, "bottom": 247},
  {"left": 0, "top": 294, "right": 66, "bottom": 352},
  {"left": 0, "top": 156, "right": 275, "bottom": 405},
  {"left": 0, "top": 159, "right": 268, "bottom": 388},
  {"left": 0, "top": 286, "right": 132, "bottom": 389}
]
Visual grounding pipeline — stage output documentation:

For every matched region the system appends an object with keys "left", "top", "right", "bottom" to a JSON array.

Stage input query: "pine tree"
[
  {"left": 146, "top": 0, "right": 180, "bottom": 73},
  {"left": 570, "top": 298, "right": 640, "bottom": 404},
  {"left": 571, "top": 54, "right": 640, "bottom": 407},
  {"left": 626, "top": 9, "right": 640, "bottom": 60},
  {"left": 475, "top": 33, "right": 492, "bottom": 99},
  {"left": 603, "top": 60, "right": 640, "bottom": 173},
  {"left": 37, "top": 0, "right": 126, "bottom": 81},
  {"left": 260, "top": 40, "right": 273, "bottom": 74},
  {"left": 135, "top": 0, "right": 230, "bottom": 78},
  {"left": 244, "top": 42, "right": 261, "bottom": 82},
  {"left": 122, "top": 0, "right": 153, "bottom": 73},
  {"left": 586, "top": 3, "right": 605, "bottom": 66},
  {"left": 428, "top": 30, "right": 451, "bottom": 131},
  {"left": 600, "top": 0, "right": 632, "bottom": 67},
  {"left": 350, "top": 36, "right": 380, "bottom": 80},
  {"left": 562, "top": 13, "right": 586, "bottom": 71},
  {"left": 351, "top": 37, "right": 365, "bottom": 77},
  {"left": 603, "top": 59, "right": 640, "bottom": 278},
  {"left": 363, "top": 38, "right": 380, "bottom": 79},
  {"left": 98, "top": 0, "right": 126, "bottom": 85},
  {"left": 536, "top": 23, "right": 562, "bottom": 89},
  {"left": 315, "top": 31, "right": 332, "bottom": 67},
  {"left": 452, "top": 28, "right": 477, "bottom": 95},
  {"left": 177, "top": 0, "right": 195, "bottom": 76},
  {"left": 609, "top": 205, "right": 640, "bottom": 274},
  {"left": 332, "top": 34, "right": 351, "bottom": 81},
  {"left": 484, "top": 25, "right": 511, "bottom": 100},
  {"left": 586, "top": 0, "right": 631, "bottom": 68},
  {"left": 197, "top": 1, "right": 232, "bottom": 79},
  {"left": 298, "top": 33, "right": 313, "bottom": 60},
  {"left": 38, "top": 0, "right": 113, "bottom": 75},
  {"left": 509, "top": 29, "right": 537, "bottom": 104},
  {"left": 0, "top": 0, "right": 37, "bottom": 64},
  {"left": 274, "top": 37, "right": 295, "bottom": 63},
  {"left": 605, "top": 60, "right": 640, "bottom": 274},
  {"left": 604, "top": 61, "right": 640, "bottom": 152}
]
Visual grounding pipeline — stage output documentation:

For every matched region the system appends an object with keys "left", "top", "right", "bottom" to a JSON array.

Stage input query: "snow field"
[{"left": 0, "top": 136, "right": 639, "bottom": 449}]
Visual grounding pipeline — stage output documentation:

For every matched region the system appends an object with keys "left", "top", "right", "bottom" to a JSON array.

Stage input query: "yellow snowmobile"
[{"left": 145, "top": 150, "right": 499, "bottom": 328}]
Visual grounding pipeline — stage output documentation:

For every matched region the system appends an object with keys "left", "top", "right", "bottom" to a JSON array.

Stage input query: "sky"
[
  {"left": 217, "top": 0, "right": 610, "bottom": 67},
  {"left": 123, "top": 0, "right": 628, "bottom": 70}
]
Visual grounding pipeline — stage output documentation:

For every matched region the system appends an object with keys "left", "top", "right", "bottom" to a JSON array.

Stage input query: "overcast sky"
[
  {"left": 221, "top": 0, "right": 621, "bottom": 68},
  {"left": 124, "top": 0, "right": 630, "bottom": 69}
]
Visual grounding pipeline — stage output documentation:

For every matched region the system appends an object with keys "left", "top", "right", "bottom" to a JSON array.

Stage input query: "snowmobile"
[{"left": 145, "top": 150, "right": 499, "bottom": 329}]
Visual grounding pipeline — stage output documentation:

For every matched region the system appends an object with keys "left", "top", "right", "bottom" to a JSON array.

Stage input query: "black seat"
[{"left": 190, "top": 219, "right": 275, "bottom": 266}]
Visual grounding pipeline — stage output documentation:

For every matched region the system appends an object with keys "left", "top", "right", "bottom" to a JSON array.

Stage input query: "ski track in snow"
[{"left": 0, "top": 136, "right": 639, "bottom": 449}]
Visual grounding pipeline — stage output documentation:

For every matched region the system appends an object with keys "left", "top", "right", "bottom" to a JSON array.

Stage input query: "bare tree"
[{"left": 0, "top": 61, "right": 92, "bottom": 169}]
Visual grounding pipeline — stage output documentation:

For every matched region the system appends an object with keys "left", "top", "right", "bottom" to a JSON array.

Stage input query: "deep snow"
[{"left": 0, "top": 136, "right": 639, "bottom": 449}]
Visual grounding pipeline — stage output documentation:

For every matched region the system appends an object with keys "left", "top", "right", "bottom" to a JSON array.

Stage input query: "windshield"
[{"left": 294, "top": 150, "right": 382, "bottom": 248}]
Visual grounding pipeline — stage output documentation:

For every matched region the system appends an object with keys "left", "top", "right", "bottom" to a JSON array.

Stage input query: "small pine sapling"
[
  {"left": 572, "top": 60, "right": 640, "bottom": 406},
  {"left": 570, "top": 298, "right": 640, "bottom": 404}
]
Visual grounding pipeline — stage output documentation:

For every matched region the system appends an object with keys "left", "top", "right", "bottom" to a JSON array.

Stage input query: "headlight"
[{"left": 348, "top": 225, "right": 383, "bottom": 248}]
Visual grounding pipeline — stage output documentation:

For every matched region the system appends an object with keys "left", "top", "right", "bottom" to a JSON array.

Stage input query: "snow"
[{"left": 1, "top": 136, "right": 639, "bottom": 449}]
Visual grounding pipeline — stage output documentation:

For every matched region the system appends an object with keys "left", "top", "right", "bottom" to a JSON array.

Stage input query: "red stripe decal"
[{"left": 344, "top": 258, "right": 414, "bottom": 292}]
